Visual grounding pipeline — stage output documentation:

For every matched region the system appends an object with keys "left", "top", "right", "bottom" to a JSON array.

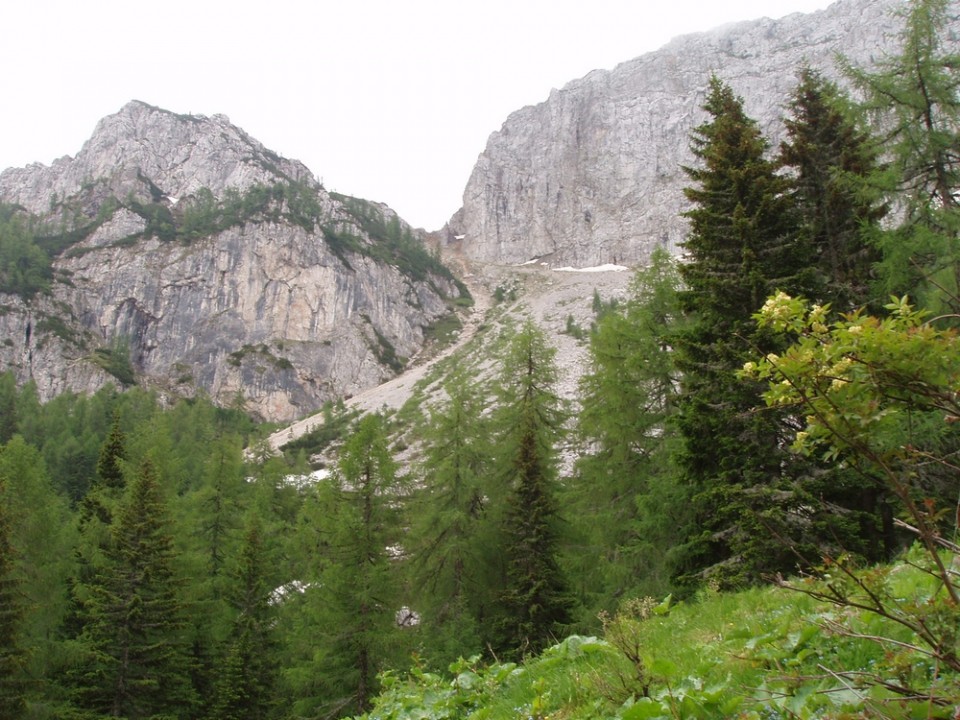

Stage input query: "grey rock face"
[
  {"left": 0, "top": 102, "right": 459, "bottom": 422},
  {"left": 446, "top": 0, "right": 923, "bottom": 267}
]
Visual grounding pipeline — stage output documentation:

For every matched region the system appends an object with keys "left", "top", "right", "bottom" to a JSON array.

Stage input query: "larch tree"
[
  {"left": 289, "top": 413, "right": 407, "bottom": 719},
  {"left": 0, "top": 460, "right": 27, "bottom": 720},
  {"left": 844, "top": 0, "right": 960, "bottom": 313},
  {"left": 407, "top": 367, "right": 491, "bottom": 662},
  {"left": 570, "top": 248, "right": 687, "bottom": 609}
]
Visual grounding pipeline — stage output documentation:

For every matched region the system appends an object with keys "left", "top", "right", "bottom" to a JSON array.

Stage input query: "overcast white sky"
[{"left": 2, "top": 0, "right": 834, "bottom": 230}]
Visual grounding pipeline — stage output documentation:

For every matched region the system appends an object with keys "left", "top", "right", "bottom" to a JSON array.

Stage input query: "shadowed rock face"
[
  {"left": 0, "top": 101, "right": 460, "bottom": 422},
  {"left": 445, "top": 0, "right": 922, "bottom": 267}
]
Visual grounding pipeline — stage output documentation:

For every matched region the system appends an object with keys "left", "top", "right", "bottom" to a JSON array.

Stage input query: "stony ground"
[{"left": 263, "top": 259, "right": 634, "bottom": 454}]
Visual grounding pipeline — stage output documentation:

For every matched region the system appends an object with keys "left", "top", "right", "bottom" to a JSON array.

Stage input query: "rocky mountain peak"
[{"left": 0, "top": 101, "right": 317, "bottom": 217}]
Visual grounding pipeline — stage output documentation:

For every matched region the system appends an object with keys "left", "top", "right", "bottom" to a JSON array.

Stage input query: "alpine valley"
[{"left": 0, "top": 0, "right": 936, "bottom": 422}]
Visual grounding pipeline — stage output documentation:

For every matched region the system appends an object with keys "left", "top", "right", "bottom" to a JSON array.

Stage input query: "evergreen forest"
[{"left": 1, "top": 1, "right": 960, "bottom": 717}]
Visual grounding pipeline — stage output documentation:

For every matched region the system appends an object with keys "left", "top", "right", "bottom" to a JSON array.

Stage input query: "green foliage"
[
  {"left": 330, "top": 193, "right": 458, "bottom": 287},
  {"left": 745, "top": 292, "right": 960, "bottom": 703},
  {"left": 562, "top": 313, "right": 588, "bottom": 340},
  {"left": 422, "top": 313, "right": 464, "bottom": 350},
  {"left": 69, "top": 457, "right": 197, "bottom": 718},
  {"left": 208, "top": 517, "right": 280, "bottom": 720},
  {"left": 779, "top": 66, "right": 886, "bottom": 313},
  {"left": 227, "top": 342, "right": 294, "bottom": 371},
  {"left": 281, "top": 400, "right": 359, "bottom": 458},
  {"left": 406, "top": 368, "right": 492, "bottom": 664},
  {"left": 362, "top": 315, "right": 405, "bottom": 374},
  {"left": 569, "top": 249, "right": 687, "bottom": 614},
  {"left": 361, "top": 573, "right": 960, "bottom": 720},
  {"left": 0, "top": 203, "right": 52, "bottom": 299},
  {"left": 90, "top": 337, "right": 136, "bottom": 387},
  {"left": 126, "top": 195, "right": 177, "bottom": 241},
  {"left": 747, "top": 292, "right": 960, "bottom": 558},
  {"left": 0, "top": 464, "right": 27, "bottom": 720},
  {"left": 843, "top": 0, "right": 960, "bottom": 313},
  {"left": 489, "top": 321, "right": 575, "bottom": 658},
  {"left": 288, "top": 414, "right": 410, "bottom": 718},
  {"left": 673, "top": 76, "right": 809, "bottom": 588}
]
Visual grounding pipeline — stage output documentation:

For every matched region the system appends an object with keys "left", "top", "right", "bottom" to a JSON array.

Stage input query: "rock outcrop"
[
  {"left": 445, "top": 0, "right": 926, "bottom": 267},
  {"left": 0, "top": 101, "right": 463, "bottom": 422}
]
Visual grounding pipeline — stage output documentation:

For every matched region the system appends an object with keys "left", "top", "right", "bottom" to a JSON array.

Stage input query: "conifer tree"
[
  {"left": 0, "top": 468, "right": 27, "bottom": 720},
  {"left": 490, "top": 321, "right": 574, "bottom": 657},
  {"left": 673, "top": 76, "right": 807, "bottom": 588},
  {"left": 779, "top": 67, "right": 886, "bottom": 313},
  {"left": 407, "top": 368, "right": 490, "bottom": 661},
  {"left": 80, "top": 411, "right": 127, "bottom": 528},
  {"left": 291, "top": 413, "right": 406, "bottom": 718},
  {"left": 570, "top": 248, "right": 686, "bottom": 608},
  {"left": 844, "top": 0, "right": 960, "bottom": 312},
  {"left": 779, "top": 68, "right": 898, "bottom": 563},
  {"left": 70, "top": 457, "right": 196, "bottom": 719},
  {"left": 209, "top": 517, "right": 278, "bottom": 720}
]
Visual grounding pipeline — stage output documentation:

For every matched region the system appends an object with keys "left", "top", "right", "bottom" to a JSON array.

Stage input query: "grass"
[{"left": 358, "top": 555, "right": 960, "bottom": 719}]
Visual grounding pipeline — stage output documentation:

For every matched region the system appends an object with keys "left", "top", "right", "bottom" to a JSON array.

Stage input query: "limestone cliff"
[
  {"left": 0, "top": 101, "right": 464, "bottom": 422},
  {"left": 445, "top": 0, "right": 931, "bottom": 266}
]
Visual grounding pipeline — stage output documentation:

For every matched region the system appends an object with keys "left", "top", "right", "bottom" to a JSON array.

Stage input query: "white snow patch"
[
  {"left": 554, "top": 264, "right": 628, "bottom": 273},
  {"left": 396, "top": 606, "right": 421, "bottom": 627},
  {"left": 270, "top": 580, "right": 313, "bottom": 605}
]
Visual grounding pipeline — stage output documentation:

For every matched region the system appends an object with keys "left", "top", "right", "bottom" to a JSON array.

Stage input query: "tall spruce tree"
[
  {"left": 209, "top": 517, "right": 278, "bottom": 720},
  {"left": 844, "top": 0, "right": 960, "bottom": 313},
  {"left": 70, "top": 457, "right": 196, "bottom": 719},
  {"left": 490, "top": 321, "right": 574, "bottom": 657},
  {"left": 779, "top": 67, "right": 886, "bottom": 313},
  {"left": 673, "top": 76, "right": 808, "bottom": 588},
  {"left": 80, "top": 411, "right": 128, "bottom": 529},
  {"left": 779, "top": 68, "right": 898, "bottom": 563}
]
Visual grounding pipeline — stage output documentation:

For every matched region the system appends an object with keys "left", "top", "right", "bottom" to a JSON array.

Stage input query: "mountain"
[
  {"left": 1, "top": 0, "right": 945, "bottom": 425},
  {"left": 0, "top": 101, "right": 465, "bottom": 422},
  {"left": 443, "top": 0, "right": 927, "bottom": 267}
]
